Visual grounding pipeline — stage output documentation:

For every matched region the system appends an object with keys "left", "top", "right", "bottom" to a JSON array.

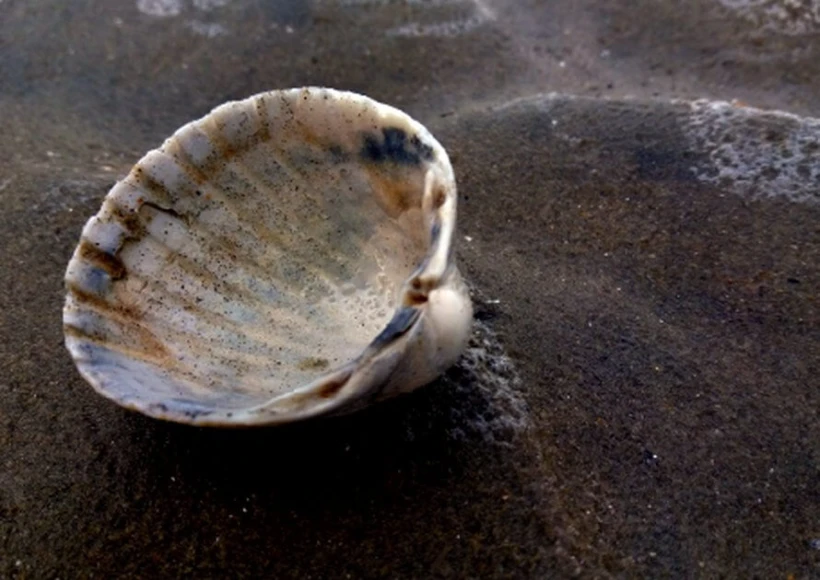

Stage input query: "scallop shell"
[{"left": 63, "top": 88, "right": 472, "bottom": 426}]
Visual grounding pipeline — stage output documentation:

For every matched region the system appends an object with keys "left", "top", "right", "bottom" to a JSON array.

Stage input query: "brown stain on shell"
[
  {"left": 66, "top": 282, "right": 171, "bottom": 364},
  {"left": 78, "top": 240, "right": 127, "bottom": 280},
  {"left": 432, "top": 186, "right": 447, "bottom": 209},
  {"left": 296, "top": 356, "right": 330, "bottom": 371},
  {"left": 130, "top": 166, "right": 174, "bottom": 206},
  {"left": 316, "top": 375, "right": 348, "bottom": 399},
  {"left": 110, "top": 204, "right": 148, "bottom": 239},
  {"left": 362, "top": 166, "right": 420, "bottom": 219}
]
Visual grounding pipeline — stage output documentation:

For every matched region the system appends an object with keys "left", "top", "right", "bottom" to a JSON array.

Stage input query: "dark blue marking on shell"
[
  {"left": 370, "top": 306, "right": 420, "bottom": 349},
  {"left": 361, "top": 127, "right": 435, "bottom": 165},
  {"left": 430, "top": 220, "right": 441, "bottom": 245},
  {"left": 166, "top": 398, "right": 216, "bottom": 419},
  {"left": 80, "top": 266, "right": 111, "bottom": 295}
]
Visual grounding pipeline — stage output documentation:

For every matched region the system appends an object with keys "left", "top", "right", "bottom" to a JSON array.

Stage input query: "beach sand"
[{"left": 1, "top": 0, "right": 818, "bottom": 577}]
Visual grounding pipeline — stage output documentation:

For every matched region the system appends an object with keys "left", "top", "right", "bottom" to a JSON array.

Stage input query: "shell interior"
[{"left": 64, "top": 88, "right": 457, "bottom": 423}]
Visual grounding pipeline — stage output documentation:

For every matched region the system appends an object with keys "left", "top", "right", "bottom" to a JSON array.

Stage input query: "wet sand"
[{"left": 1, "top": 0, "right": 818, "bottom": 577}]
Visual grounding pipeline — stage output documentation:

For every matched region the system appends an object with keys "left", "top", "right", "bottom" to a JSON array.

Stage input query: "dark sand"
[{"left": 1, "top": 0, "right": 818, "bottom": 577}]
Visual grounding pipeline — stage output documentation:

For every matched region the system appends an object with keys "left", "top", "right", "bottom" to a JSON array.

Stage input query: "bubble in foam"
[
  {"left": 400, "top": 296, "right": 530, "bottom": 447},
  {"left": 387, "top": 14, "right": 488, "bottom": 38},
  {"left": 684, "top": 99, "right": 820, "bottom": 205},
  {"left": 192, "top": 0, "right": 231, "bottom": 10},
  {"left": 136, "top": 0, "right": 182, "bottom": 17},
  {"left": 444, "top": 319, "right": 530, "bottom": 444},
  {"left": 716, "top": 0, "right": 820, "bottom": 35}
]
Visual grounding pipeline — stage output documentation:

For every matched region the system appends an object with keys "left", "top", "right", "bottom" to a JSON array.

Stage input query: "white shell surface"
[{"left": 64, "top": 88, "right": 470, "bottom": 425}]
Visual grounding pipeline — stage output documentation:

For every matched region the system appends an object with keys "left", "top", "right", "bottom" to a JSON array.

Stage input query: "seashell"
[{"left": 63, "top": 87, "right": 472, "bottom": 426}]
